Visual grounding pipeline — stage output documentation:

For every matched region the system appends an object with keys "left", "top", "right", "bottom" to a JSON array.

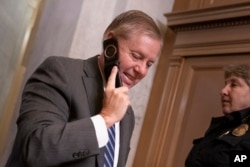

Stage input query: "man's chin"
[
  {"left": 122, "top": 82, "right": 132, "bottom": 88},
  {"left": 122, "top": 79, "right": 138, "bottom": 88},
  {"left": 123, "top": 84, "right": 134, "bottom": 89}
]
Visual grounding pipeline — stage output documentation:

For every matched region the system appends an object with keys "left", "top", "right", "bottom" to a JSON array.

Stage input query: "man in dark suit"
[{"left": 6, "top": 10, "right": 162, "bottom": 167}]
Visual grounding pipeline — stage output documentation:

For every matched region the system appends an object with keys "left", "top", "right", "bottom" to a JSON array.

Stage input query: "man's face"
[
  {"left": 117, "top": 34, "right": 161, "bottom": 88},
  {"left": 220, "top": 75, "right": 250, "bottom": 115}
]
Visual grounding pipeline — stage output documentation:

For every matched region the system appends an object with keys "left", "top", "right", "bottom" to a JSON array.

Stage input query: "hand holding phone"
[
  {"left": 101, "top": 66, "right": 130, "bottom": 127},
  {"left": 103, "top": 37, "right": 122, "bottom": 87},
  {"left": 101, "top": 38, "right": 131, "bottom": 127}
]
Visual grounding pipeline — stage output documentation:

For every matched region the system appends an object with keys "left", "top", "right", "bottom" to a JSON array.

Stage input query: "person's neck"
[
  {"left": 98, "top": 55, "right": 106, "bottom": 88},
  {"left": 98, "top": 55, "right": 105, "bottom": 74}
]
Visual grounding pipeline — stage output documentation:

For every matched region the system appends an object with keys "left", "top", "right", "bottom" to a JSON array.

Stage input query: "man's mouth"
[
  {"left": 121, "top": 72, "right": 136, "bottom": 87},
  {"left": 124, "top": 72, "right": 135, "bottom": 81}
]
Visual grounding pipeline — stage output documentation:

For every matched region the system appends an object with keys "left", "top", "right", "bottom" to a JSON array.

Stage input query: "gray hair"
[
  {"left": 224, "top": 64, "right": 250, "bottom": 86},
  {"left": 103, "top": 10, "right": 162, "bottom": 46}
]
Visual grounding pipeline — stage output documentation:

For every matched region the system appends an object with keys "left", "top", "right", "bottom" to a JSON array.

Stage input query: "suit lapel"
[
  {"left": 82, "top": 56, "right": 104, "bottom": 116},
  {"left": 118, "top": 106, "right": 135, "bottom": 166}
]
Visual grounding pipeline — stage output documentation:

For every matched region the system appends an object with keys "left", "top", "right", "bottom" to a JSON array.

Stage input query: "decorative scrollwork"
[{"left": 171, "top": 16, "right": 250, "bottom": 32}]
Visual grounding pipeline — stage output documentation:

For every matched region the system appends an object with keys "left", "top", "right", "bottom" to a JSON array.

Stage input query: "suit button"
[
  {"left": 78, "top": 152, "right": 83, "bottom": 158},
  {"left": 75, "top": 150, "right": 90, "bottom": 158},
  {"left": 72, "top": 152, "right": 78, "bottom": 158},
  {"left": 82, "top": 149, "right": 90, "bottom": 156}
]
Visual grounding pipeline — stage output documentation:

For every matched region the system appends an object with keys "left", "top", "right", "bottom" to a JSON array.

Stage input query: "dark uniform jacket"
[
  {"left": 6, "top": 56, "right": 135, "bottom": 167},
  {"left": 185, "top": 108, "right": 250, "bottom": 167}
]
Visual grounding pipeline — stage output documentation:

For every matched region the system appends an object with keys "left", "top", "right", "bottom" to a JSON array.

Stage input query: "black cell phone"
[{"left": 103, "top": 37, "right": 122, "bottom": 88}]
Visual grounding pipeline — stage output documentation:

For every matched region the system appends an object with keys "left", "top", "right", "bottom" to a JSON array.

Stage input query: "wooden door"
[{"left": 170, "top": 55, "right": 250, "bottom": 167}]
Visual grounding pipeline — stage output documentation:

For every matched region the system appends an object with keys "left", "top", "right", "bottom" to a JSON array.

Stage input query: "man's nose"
[{"left": 135, "top": 63, "right": 147, "bottom": 76}]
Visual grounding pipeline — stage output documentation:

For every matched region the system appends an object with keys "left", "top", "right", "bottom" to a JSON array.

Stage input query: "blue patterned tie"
[{"left": 104, "top": 125, "right": 116, "bottom": 167}]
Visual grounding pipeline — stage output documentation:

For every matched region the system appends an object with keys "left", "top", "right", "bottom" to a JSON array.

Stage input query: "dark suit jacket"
[
  {"left": 185, "top": 108, "right": 250, "bottom": 167},
  {"left": 6, "top": 56, "right": 135, "bottom": 167}
]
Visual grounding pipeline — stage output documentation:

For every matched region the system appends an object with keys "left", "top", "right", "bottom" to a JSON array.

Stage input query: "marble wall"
[
  {"left": 0, "top": 0, "right": 84, "bottom": 165},
  {"left": 0, "top": 0, "right": 38, "bottom": 165},
  {"left": 0, "top": 0, "right": 33, "bottom": 119}
]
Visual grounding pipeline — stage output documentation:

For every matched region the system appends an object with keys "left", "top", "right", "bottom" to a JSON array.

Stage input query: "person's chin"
[
  {"left": 222, "top": 107, "right": 232, "bottom": 115},
  {"left": 122, "top": 82, "right": 133, "bottom": 89}
]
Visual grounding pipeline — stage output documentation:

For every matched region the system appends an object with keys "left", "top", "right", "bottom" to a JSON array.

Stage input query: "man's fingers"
[{"left": 106, "top": 66, "right": 118, "bottom": 89}]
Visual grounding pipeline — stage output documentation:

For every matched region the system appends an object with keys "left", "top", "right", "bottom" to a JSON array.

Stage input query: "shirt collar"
[{"left": 226, "top": 107, "right": 250, "bottom": 125}]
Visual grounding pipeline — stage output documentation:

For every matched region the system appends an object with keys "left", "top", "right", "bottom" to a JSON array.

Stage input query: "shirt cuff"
[{"left": 91, "top": 114, "right": 109, "bottom": 148}]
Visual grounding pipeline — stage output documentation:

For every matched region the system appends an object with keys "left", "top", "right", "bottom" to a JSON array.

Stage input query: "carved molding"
[
  {"left": 165, "top": 2, "right": 250, "bottom": 27},
  {"left": 170, "top": 16, "right": 250, "bottom": 32},
  {"left": 165, "top": 2, "right": 250, "bottom": 57}
]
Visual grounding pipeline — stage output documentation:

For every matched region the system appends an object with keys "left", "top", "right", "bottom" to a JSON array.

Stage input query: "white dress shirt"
[{"left": 91, "top": 115, "right": 120, "bottom": 167}]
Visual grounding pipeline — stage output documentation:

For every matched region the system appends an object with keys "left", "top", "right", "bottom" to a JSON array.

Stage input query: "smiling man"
[
  {"left": 6, "top": 10, "right": 162, "bottom": 167},
  {"left": 185, "top": 64, "right": 250, "bottom": 167}
]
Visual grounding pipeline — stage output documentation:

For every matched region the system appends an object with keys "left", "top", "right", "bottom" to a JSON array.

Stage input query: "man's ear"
[{"left": 106, "top": 31, "right": 115, "bottom": 39}]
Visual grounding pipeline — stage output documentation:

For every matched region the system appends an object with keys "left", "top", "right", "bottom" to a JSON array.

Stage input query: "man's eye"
[
  {"left": 147, "top": 62, "right": 153, "bottom": 68},
  {"left": 131, "top": 52, "right": 141, "bottom": 59}
]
